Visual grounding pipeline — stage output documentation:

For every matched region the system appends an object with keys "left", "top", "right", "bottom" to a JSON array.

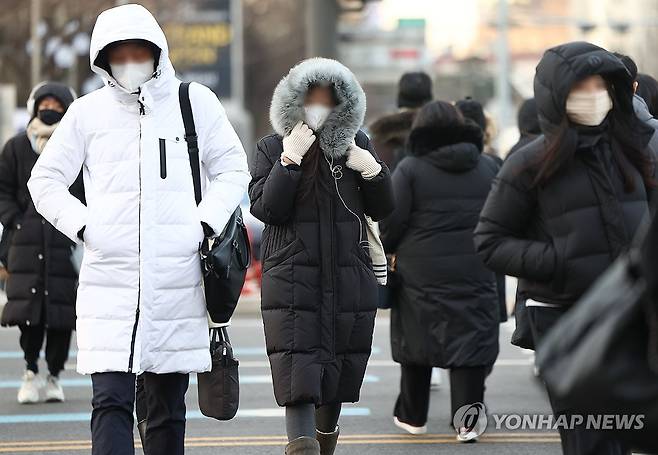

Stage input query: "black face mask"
[{"left": 37, "top": 109, "right": 64, "bottom": 126}]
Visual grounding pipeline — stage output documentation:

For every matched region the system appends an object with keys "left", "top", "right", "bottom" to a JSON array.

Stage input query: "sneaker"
[
  {"left": 456, "top": 426, "right": 479, "bottom": 443},
  {"left": 393, "top": 416, "right": 427, "bottom": 435},
  {"left": 430, "top": 368, "right": 443, "bottom": 389},
  {"left": 17, "top": 370, "right": 41, "bottom": 404},
  {"left": 44, "top": 375, "right": 65, "bottom": 403}
]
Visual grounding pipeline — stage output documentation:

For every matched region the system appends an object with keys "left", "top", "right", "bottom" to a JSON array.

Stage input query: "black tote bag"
[{"left": 197, "top": 327, "right": 240, "bottom": 420}]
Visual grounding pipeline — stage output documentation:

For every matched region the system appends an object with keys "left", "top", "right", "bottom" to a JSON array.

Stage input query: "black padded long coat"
[
  {"left": 380, "top": 121, "right": 501, "bottom": 368},
  {"left": 0, "top": 132, "right": 84, "bottom": 329},
  {"left": 249, "top": 58, "right": 394, "bottom": 406}
]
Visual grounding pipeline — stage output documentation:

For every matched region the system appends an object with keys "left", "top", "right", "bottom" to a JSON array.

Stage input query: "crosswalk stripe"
[
  {"left": 0, "top": 374, "right": 380, "bottom": 389},
  {"left": 0, "top": 346, "right": 383, "bottom": 360},
  {"left": 0, "top": 407, "right": 371, "bottom": 424}
]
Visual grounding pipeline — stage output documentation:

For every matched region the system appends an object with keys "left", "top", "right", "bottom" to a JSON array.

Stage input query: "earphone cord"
[{"left": 325, "top": 155, "right": 371, "bottom": 249}]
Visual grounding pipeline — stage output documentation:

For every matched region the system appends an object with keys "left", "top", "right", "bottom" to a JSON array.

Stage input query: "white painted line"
[{"left": 0, "top": 407, "right": 371, "bottom": 424}]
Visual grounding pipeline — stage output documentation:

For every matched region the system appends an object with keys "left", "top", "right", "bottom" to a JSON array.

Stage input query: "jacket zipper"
[
  {"left": 128, "top": 94, "right": 145, "bottom": 372},
  {"left": 159, "top": 138, "right": 167, "bottom": 179},
  {"left": 329, "top": 192, "right": 336, "bottom": 359}
]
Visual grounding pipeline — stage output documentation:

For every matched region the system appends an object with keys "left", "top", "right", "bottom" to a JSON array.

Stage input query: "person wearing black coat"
[
  {"left": 455, "top": 97, "right": 508, "bottom": 323},
  {"left": 369, "top": 72, "right": 433, "bottom": 171},
  {"left": 507, "top": 98, "right": 541, "bottom": 157},
  {"left": 380, "top": 101, "right": 500, "bottom": 442},
  {"left": 249, "top": 58, "right": 394, "bottom": 455},
  {"left": 474, "top": 42, "right": 657, "bottom": 455},
  {"left": 0, "top": 82, "right": 83, "bottom": 405}
]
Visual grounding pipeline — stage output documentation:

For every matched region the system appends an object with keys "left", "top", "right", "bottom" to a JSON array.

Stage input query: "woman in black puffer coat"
[
  {"left": 0, "top": 82, "right": 84, "bottom": 404},
  {"left": 474, "top": 42, "right": 657, "bottom": 455},
  {"left": 249, "top": 58, "right": 394, "bottom": 455},
  {"left": 380, "top": 101, "right": 500, "bottom": 440}
]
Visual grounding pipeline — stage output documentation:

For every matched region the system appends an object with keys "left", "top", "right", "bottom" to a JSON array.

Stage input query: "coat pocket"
[
  {"left": 262, "top": 238, "right": 305, "bottom": 273},
  {"left": 159, "top": 138, "right": 167, "bottom": 179}
]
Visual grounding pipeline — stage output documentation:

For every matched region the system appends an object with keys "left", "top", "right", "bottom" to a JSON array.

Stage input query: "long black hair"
[{"left": 533, "top": 75, "right": 655, "bottom": 192}]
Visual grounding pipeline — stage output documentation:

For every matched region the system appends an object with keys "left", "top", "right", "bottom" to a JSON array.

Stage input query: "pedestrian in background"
[
  {"left": 0, "top": 81, "right": 82, "bottom": 404},
  {"left": 507, "top": 98, "right": 541, "bottom": 157},
  {"left": 27, "top": 5, "right": 249, "bottom": 455},
  {"left": 636, "top": 73, "right": 658, "bottom": 118},
  {"left": 249, "top": 57, "right": 394, "bottom": 455},
  {"left": 455, "top": 97, "right": 508, "bottom": 323},
  {"left": 475, "top": 41, "right": 656, "bottom": 455},
  {"left": 369, "top": 71, "right": 433, "bottom": 170},
  {"left": 380, "top": 101, "right": 500, "bottom": 442},
  {"left": 455, "top": 97, "right": 503, "bottom": 164}
]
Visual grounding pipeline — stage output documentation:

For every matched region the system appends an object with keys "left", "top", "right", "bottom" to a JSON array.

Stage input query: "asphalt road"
[{"left": 0, "top": 314, "right": 562, "bottom": 454}]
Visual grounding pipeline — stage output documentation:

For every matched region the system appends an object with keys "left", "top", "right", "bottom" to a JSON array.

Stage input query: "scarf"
[{"left": 26, "top": 117, "right": 58, "bottom": 154}]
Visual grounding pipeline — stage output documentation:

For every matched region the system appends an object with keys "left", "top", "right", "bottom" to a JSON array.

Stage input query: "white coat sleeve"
[
  {"left": 196, "top": 88, "right": 250, "bottom": 235},
  {"left": 27, "top": 102, "right": 88, "bottom": 244}
]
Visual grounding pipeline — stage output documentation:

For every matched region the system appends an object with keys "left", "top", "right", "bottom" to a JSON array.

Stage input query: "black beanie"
[
  {"left": 397, "top": 72, "right": 433, "bottom": 109},
  {"left": 455, "top": 97, "right": 486, "bottom": 130},
  {"left": 517, "top": 98, "right": 541, "bottom": 135},
  {"left": 27, "top": 82, "right": 76, "bottom": 117}
]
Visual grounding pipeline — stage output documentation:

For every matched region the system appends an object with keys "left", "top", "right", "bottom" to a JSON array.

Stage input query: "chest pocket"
[
  {"left": 157, "top": 132, "right": 190, "bottom": 176},
  {"left": 156, "top": 132, "right": 194, "bottom": 192}
]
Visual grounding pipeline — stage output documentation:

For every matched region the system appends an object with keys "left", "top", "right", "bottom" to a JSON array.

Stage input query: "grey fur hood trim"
[{"left": 269, "top": 58, "right": 366, "bottom": 159}]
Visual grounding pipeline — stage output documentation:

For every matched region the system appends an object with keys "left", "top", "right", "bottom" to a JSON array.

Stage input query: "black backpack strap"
[{"left": 179, "top": 82, "right": 202, "bottom": 205}]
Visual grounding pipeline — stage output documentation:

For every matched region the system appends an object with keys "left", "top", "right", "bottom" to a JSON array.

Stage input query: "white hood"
[{"left": 89, "top": 4, "right": 174, "bottom": 92}]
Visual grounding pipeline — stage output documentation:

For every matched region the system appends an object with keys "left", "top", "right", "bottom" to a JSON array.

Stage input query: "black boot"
[
  {"left": 316, "top": 426, "right": 339, "bottom": 455},
  {"left": 285, "top": 436, "right": 321, "bottom": 455}
]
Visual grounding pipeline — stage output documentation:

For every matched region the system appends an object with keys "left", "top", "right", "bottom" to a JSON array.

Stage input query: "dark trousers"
[
  {"left": 527, "top": 306, "right": 629, "bottom": 455},
  {"left": 393, "top": 364, "right": 487, "bottom": 427},
  {"left": 18, "top": 324, "right": 71, "bottom": 377},
  {"left": 91, "top": 371, "right": 189, "bottom": 455}
]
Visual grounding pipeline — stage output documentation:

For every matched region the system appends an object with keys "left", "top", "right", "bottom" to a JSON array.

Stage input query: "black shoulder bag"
[
  {"left": 178, "top": 82, "right": 251, "bottom": 323},
  {"left": 179, "top": 82, "right": 244, "bottom": 421}
]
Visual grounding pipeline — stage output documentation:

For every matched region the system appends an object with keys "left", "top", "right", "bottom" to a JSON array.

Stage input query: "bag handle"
[
  {"left": 209, "top": 327, "right": 234, "bottom": 359},
  {"left": 179, "top": 82, "right": 202, "bottom": 206}
]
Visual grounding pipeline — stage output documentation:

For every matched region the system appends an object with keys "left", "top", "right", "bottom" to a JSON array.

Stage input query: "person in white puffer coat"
[{"left": 27, "top": 4, "right": 249, "bottom": 454}]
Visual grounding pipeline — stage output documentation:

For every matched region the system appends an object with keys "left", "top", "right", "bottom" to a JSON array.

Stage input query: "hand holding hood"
[{"left": 269, "top": 58, "right": 366, "bottom": 159}]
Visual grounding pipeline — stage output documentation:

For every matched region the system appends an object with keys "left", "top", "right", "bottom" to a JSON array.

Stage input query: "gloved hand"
[
  {"left": 281, "top": 121, "right": 315, "bottom": 165},
  {"left": 346, "top": 141, "right": 382, "bottom": 179}
]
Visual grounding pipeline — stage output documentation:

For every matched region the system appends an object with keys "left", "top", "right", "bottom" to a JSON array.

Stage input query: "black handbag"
[
  {"left": 197, "top": 327, "right": 240, "bottom": 420},
  {"left": 510, "top": 295, "right": 535, "bottom": 350},
  {"left": 535, "top": 212, "right": 658, "bottom": 453},
  {"left": 179, "top": 82, "right": 251, "bottom": 323},
  {"left": 377, "top": 254, "right": 400, "bottom": 310}
]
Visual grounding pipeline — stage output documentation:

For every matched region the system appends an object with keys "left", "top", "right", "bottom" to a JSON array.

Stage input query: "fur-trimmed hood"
[
  {"left": 269, "top": 58, "right": 366, "bottom": 159},
  {"left": 408, "top": 121, "right": 484, "bottom": 172}
]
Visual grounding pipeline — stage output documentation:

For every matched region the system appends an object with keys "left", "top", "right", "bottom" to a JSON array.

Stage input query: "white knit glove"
[
  {"left": 281, "top": 121, "right": 315, "bottom": 165},
  {"left": 346, "top": 141, "right": 382, "bottom": 179}
]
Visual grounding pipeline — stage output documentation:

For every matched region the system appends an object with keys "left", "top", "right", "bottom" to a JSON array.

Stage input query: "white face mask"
[
  {"left": 566, "top": 89, "right": 613, "bottom": 126},
  {"left": 304, "top": 104, "right": 332, "bottom": 131},
  {"left": 109, "top": 59, "right": 155, "bottom": 93}
]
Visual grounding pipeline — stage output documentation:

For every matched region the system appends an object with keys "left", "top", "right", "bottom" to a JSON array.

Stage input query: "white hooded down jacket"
[{"left": 27, "top": 4, "right": 250, "bottom": 375}]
